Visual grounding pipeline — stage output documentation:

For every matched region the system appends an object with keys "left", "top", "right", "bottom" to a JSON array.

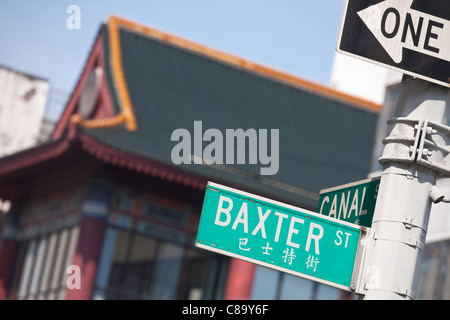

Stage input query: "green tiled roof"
[{"left": 82, "top": 24, "right": 378, "bottom": 210}]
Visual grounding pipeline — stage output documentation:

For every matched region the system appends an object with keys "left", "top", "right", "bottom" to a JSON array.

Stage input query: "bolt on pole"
[{"left": 363, "top": 75, "right": 450, "bottom": 300}]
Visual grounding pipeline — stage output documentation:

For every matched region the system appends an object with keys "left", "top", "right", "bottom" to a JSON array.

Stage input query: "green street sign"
[
  {"left": 196, "top": 182, "right": 365, "bottom": 291},
  {"left": 318, "top": 177, "right": 380, "bottom": 228}
]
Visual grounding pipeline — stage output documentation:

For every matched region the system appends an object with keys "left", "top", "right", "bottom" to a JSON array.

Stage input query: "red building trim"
[
  {"left": 53, "top": 31, "right": 116, "bottom": 139},
  {"left": 0, "top": 138, "right": 70, "bottom": 178},
  {"left": 0, "top": 125, "right": 207, "bottom": 195},
  {"left": 66, "top": 217, "right": 106, "bottom": 300},
  {"left": 76, "top": 129, "right": 207, "bottom": 190}
]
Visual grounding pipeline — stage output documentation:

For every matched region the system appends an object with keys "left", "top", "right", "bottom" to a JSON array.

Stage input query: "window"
[
  {"left": 148, "top": 242, "right": 183, "bottom": 299},
  {"left": 9, "top": 226, "right": 79, "bottom": 300},
  {"left": 178, "top": 249, "right": 210, "bottom": 300},
  {"left": 250, "top": 265, "right": 342, "bottom": 300},
  {"left": 417, "top": 239, "right": 450, "bottom": 300},
  {"left": 250, "top": 266, "right": 279, "bottom": 300},
  {"left": 95, "top": 227, "right": 228, "bottom": 300}
]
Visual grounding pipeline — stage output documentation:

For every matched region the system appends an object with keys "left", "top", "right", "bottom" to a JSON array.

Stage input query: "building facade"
[{"left": 0, "top": 16, "right": 380, "bottom": 300}]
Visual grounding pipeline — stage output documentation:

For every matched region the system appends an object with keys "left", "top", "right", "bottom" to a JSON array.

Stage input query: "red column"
[
  {"left": 65, "top": 179, "right": 111, "bottom": 300},
  {"left": 0, "top": 239, "right": 16, "bottom": 299},
  {"left": 65, "top": 216, "right": 106, "bottom": 300},
  {"left": 224, "top": 258, "right": 256, "bottom": 300}
]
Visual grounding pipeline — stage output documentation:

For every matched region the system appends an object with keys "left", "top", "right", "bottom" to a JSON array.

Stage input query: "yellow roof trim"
[
  {"left": 107, "top": 17, "right": 138, "bottom": 131},
  {"left": 108, "top": 15, "right": 381, "bottom": 113},
  {"left": 70, "top": 17, "right": 138, "bottom": 131},
  {"left": 71, "top": 113, "right": 126, "bottom": 129}
]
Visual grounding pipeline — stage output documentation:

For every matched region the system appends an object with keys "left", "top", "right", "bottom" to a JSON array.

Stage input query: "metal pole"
[{"left": 363, "top": 76, "right": 450, "bottom": 300}]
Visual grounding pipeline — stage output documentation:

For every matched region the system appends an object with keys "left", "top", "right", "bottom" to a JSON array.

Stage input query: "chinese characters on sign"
[{"left": 238, "top": 237, "right": 316, "bottom": 271}]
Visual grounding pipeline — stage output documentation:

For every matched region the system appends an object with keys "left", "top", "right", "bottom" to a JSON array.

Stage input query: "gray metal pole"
[{"left": 363, "top": 76, "right": 450, "bottom": 300}]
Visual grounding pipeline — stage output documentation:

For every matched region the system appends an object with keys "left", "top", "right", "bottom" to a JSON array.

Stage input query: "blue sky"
[{"left": 0, "top": 0, "right": 346, "bottom": 119}]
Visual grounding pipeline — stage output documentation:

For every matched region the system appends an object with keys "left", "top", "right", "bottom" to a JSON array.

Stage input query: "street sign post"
[
  {"left": 337, "top": 0, "right": 450, "bottom": 300},
  {"left": 337, "top": 0, "right": 450, "bottom": 88},
  {"left": 196, "top": 182, "right": 367, "bottom": 291},
  {"left": 318, "top": 177, "right": 380, "bottom": 227}
]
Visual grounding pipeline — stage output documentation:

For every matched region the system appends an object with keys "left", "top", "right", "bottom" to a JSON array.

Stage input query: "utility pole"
[{"left": 363, "top": 75, "right": 450, "bottom": 299}]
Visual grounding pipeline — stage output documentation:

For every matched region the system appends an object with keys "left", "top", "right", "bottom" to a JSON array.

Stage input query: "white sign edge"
[{"left": 319, "top": 176, "right": 381, "bottom": 195}]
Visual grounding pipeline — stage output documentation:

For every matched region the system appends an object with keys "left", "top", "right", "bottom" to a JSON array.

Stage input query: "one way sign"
[{"left": 337, "top": 0, "right": 450, "bottom": 88}]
